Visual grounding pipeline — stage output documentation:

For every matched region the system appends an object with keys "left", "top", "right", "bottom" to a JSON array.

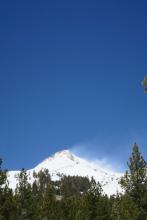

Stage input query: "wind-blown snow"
[{"left": 7, "top": 150, "right": 123, "bottom": 196}]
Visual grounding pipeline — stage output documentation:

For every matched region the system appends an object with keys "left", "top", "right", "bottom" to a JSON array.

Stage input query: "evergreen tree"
[
  {"left": 120, "top": 143, "right": 147, "bottom": 219},
  {"left": 15, "top": 169, "right": 34, "bottom": 219},
  {"left": 32, "top": 169, "right": 56, "bottom": 219},
  {"left": 85, "top": 178, "right": 103, "bottom": 219},
  {"left": 0, "top": 148, "right": 147, "bottom": 219},
  {"left": 0, "top": 158, "right": 16, "bottom": 220},
  {"left": 0, "top": 158, "right": 7, "bottom": 189},
  {"left": 141, "top": 76, "right": 147, "bottom": 93},
  {"left": 60, "top": 175, "right": 90, "bottom": 198},
  {"left": 111, "top": 194, "right": 139, "bottom": 220}
]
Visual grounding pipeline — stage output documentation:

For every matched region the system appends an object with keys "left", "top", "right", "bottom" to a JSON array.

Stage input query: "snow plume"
[{"left": 70, "top": 139, "right": 125, "bottom": 173}]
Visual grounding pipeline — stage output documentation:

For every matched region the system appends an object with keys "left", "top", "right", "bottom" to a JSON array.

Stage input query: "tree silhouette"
[{"left": 141, "top": 76, "right": 147, "bottom": 93}]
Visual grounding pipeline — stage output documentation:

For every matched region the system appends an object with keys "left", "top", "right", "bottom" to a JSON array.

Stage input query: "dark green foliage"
[
  {"left": 0, "top": 158, "right": 7, "bottom": 188},
  {"left": 84, "top": 178, "right": 111, "bottom": 220},
  {"left": 111, "top": 194, "right": 139, "bottom": 220},
  {"left": 141, "top": 76, "right": 147, "bottom": 93},
  {"left": 142, "top": 76, "right": 147, "bottom": 87},
  {"left": 60, "top": 175, "right": 91, "bottom": 197},
  {"left": 14, "top": 169, "right": 35, "bottom": 219},
  {"left": 0, "top": 158, "right": 16, "bottom": 220},
  {"left": 120, "top": 143, "right": 147, "bottom": 219},
  {"left": 0, "top": 143, "right": 146, "bottom": 219}
]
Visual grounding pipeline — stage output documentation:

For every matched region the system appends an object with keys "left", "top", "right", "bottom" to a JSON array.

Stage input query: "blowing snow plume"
[
  {"left": 70, "top": 139, "right": 127, "bottom": 173},
  {"left": 7, "top": 148, "right": 123, "bottom": 196}
]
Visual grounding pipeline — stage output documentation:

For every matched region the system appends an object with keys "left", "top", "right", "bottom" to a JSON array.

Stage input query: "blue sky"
[{"left": 0, "top": 0, "right": 147, "bottom": 171}]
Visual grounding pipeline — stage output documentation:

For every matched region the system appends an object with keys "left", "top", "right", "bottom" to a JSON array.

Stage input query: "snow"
[{"left": 7, "top": 150, "right": 123, "bottom": 196}]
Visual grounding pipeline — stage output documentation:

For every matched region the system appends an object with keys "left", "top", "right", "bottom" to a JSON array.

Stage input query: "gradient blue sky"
[{"left": 0, "top": 0, "right": 147, "bottom": 171}]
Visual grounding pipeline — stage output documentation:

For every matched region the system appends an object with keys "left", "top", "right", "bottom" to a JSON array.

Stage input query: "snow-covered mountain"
[{"left": 7, "top": 150, "right": 123, "bottom": 196}]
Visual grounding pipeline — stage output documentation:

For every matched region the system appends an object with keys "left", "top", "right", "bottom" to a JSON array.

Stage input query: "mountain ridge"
[{"left": 7, "top": 149, "right": 123, "bottom": 196}]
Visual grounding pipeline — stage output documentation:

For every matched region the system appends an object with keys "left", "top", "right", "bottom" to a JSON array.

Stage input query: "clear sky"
[{"left": 0, "top": 0, "right": 147, "bottom": 171}]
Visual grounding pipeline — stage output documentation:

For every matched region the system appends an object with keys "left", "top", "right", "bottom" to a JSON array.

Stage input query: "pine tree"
[
  {"left": 120, "top": 143, "right": 147, "bottom": 219},
  {"left": 141, "top": 76, "right": 147, "bottom": 93},
  {"left": 0, "top": 158, "right": 16, "bottom": 220},
  {"left": 85, "top": 178, "right": 103, "bottom": 219},
  {"left": 32, "top": 169, "right": 56, "bottom": 219},
  {"left": 0, "top": 158, "right": 7, "bottom": 188},
  {"left": 0, "top": 158, "right": 7, "bottom": 219},
  {"left": 111, "top": 194, "right": 139, "bottom": 220},
  {"left": 15, "top": 168, "right": 34, "bottom": 219}
]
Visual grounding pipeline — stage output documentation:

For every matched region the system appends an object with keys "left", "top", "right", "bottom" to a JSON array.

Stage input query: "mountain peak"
[
  {"left": 53, "top": 149, "right": 75, "bottom": 161},
  {"left": 36, "top": 149, "right": 77, "bottom": 168},
  {"left": 7, "top": 149, "right": 123, "bottom": 196}
]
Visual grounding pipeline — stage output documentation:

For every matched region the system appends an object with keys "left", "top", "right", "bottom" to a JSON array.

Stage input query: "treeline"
[{"left": 0, "top": 143, "right": 147, "bottom": 220}]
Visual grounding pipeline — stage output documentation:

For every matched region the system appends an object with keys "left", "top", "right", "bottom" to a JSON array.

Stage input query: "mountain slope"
[{"left": 7, "top": 150, "right": 123, "bottom": 196}]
